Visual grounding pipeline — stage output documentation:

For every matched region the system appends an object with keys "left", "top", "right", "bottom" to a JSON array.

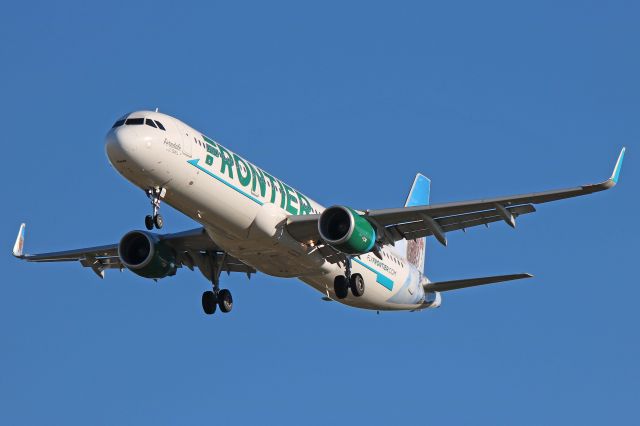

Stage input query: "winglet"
[
  {"left": 610, "top": 147, "right": 626, "bottom": 184},
  {"left": 13, "top": 223, "right": 26, "bottom": 258}
]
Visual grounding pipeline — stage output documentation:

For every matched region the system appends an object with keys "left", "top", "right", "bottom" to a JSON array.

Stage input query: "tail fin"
[{"left": 398, "top": 174, "right": 430, "bottom": 272}]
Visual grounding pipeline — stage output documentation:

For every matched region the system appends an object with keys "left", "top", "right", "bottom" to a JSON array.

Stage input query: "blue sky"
[{"left": 0, "top": 1, "right": 638, "bottom": 424}]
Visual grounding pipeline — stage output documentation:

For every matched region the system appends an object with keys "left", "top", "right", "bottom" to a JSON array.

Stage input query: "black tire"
[
  {"left": 350, "top": 274, "right": 365, "bottom": 297},
  {"left": 202, "top": 291, "right": 217, "bottom": 315},
  {"left": 154, "top": 214, "right": 164, "bottom": 229},
  {"left": 218, "top": 289, "right": 233, "bottom": 313},
  {"left": 145, "top": 215, "right": 154, "bottom": 230},
  {"left": 334, "top": 275, "right": 349, "bottom": 299}
]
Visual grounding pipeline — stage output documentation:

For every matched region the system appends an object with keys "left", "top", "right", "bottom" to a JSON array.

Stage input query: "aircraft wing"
[
  {"left": 12, "top": 225, "right": 256, "bottom": 279},
  {"left": 286, "top": 148, "right": 625, "bottom": 247}
]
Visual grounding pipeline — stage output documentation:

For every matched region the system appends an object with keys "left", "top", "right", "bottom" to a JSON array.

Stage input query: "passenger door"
[{"left": 174, "top": 121, "right": 192, "bottom": 157}]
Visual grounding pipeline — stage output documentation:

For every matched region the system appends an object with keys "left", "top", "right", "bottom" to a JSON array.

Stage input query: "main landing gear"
[
  {"left": 202, "top": 252, "right": 234, "bottom": 315},
  {"left": 202, "top": 288, "right": 233, "bottom": 315},
  {"left": 333, "top": 260, "right": 365, "bottom": 299},
  {"left": 145, "top": 187, "right": 166, "bottom": 230}
]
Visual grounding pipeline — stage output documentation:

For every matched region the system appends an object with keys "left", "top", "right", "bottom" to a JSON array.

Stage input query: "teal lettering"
[
  {"left": 217, "top": 145, "right": 234, "bottom": 179},
  {"left": 276, "top": 179, "right": 287, "bottom": 209},
  {"left": 283, "top": 184, "right": 298, "bottom": 215},
  {"left": 233, "top": 154, "right": 251, "bottom": 187},
  {"left": 248, "top": 163, "right": 267, "bottom": 197},
  {"left": 203, "top": 135, "right": 220, "bottom": 156},
  {"left": 205, "top": 155, "right": 214, "bottom": 166},
  {"left": 264, "top": 172, "right": 278, "bottom": 204},
  {"left": 206, "top": 144, "right": 219, "bottom": 157},
  {"left": 297, "top": 192, "right": 313, "bottom": 215}
]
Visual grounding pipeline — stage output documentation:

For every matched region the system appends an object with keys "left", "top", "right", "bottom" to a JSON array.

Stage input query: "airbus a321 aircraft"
[{"left": 12, "top": 111, "right": 626, "bottom": 315}]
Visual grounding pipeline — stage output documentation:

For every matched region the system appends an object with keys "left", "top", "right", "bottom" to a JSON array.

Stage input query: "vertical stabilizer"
[{"left": 398, "top": 174, "right": 430, "bottom": 272}]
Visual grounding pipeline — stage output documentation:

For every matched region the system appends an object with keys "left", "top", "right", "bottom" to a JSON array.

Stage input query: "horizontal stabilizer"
[{"left": 423, "top": 273, "right": 533, "bottom": 292}]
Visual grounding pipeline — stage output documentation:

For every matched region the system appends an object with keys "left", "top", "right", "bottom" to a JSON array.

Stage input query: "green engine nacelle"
[
  {"left": 118, "top": 231, "right": 178, "bottom": 279},
  {"left": 318, "top": 206, "right": 377, "bottom": 255}
]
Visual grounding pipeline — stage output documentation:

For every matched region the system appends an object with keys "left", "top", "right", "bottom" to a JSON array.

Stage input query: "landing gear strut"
[
  {"left": 202, "top": 252, "right": 234, "bottom": 315},
  {"left": 145, "top": 187, "right": 166, "bottom": 230}
]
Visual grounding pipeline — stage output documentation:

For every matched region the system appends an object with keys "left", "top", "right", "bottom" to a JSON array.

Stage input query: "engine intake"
[
  {"left": 118, "top": 231, "right": 177, "bottom": 279},
  {"left": 318, "top": 206, "right": 376, "bottom": 255}
]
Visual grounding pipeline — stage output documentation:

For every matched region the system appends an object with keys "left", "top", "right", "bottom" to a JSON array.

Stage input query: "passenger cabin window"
[
  {"left": 145, "top": 119, "right": 157, "bottom": 128},
  {"left": 125, "top": 118, "right": 144, "bottom": 125},
  {"left": 154, "top": 120, "right": 166, "bottom": 130},
  {"left": 112, "top": 119, "right": 125, "bottom": 128}
]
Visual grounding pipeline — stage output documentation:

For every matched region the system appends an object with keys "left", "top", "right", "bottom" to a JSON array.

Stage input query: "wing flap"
[{"left": 392, "top": 204, "right": 536, "bottom": 240}]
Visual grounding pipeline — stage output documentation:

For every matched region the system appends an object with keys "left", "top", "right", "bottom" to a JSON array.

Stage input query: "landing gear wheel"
[
  {"left": 334, "top": 275, "right": 349, "bottom": 299},
  {"left": 218, "top": 289, "right": 233, "bottom": 313},
  {"left": 154, "top": 214, "right": 164, "bottom": 229},
  {"left": 202, "top": 291, "right": 217, "bottom": 315},
  {"left": 145, "top": 215, "right": 154, "bottom": 230},
  {"left": 350, "top": 273, "right": 365, "bottom": 297}
]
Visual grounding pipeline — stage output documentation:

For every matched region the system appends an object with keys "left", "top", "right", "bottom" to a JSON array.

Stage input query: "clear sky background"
[{"left": 0, "top": 1, "right": 638, "bottom": 424}]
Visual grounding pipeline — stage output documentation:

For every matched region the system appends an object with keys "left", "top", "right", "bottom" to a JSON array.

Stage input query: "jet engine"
[
  {"left": 118, "top": 231, "right": 178, "bottom": 279},
  {"left": 318, "top": 206, "right": 377, "bottom": 255}
]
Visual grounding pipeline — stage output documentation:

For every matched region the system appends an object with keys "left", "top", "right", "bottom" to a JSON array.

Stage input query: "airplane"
[{"left": 12, "top": 110, "right": 626, "bottom": 315}]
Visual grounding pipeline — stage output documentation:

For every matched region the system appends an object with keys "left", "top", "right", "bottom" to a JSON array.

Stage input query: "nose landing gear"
[{"left": 145, "top": 187, "right": 166, "bottom": 230}]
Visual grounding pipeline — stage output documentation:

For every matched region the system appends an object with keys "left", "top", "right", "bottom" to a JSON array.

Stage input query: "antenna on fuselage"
[{"left": 155, "top": 107, "right": 159, "bottom": 112}]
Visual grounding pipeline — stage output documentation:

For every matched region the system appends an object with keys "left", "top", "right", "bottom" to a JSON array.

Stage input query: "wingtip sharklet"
[
  {"left": 13, "top": 223, "right": 26, "bottom": 258},
  {"left": 610, "top": 147, "right": 626, "bottom": 185}
]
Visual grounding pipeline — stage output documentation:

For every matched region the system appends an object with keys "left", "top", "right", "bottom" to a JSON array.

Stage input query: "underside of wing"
[
  {"left": 286, "top": 148, "right": 625, "bottom": 249},
  {"left": 12, "top": 225, "right": 255, "bottom": 279},
  {"left": 366, "top": 148, "right": 625, "bottom": 246},
  {"left": 389, "top": 204, "right": 536, "bottom": 242}
]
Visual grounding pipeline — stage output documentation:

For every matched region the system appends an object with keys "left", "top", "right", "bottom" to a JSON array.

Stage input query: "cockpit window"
[
  {"left": 145, "top": 119, "right": 157, "bottom": 128},
  {"left": 112, "top": 119, "right": 126, "bottom": 128},
  {"left": 125, "top": 118, "right": 144, "bottom": 125},
  {"left": 154, "top": 120, "right": 166, "bottom": 131}
]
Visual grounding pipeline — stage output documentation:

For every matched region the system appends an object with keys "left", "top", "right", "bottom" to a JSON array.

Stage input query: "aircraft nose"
[
  {"left": 105, "top": 125, "right": 140, "bottom": 163},
  {"left": 104, "top": 125, "right": 153, "bottom": 181}
]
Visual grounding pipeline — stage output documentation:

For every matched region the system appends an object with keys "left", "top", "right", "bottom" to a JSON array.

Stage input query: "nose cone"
[
  {"left": 105, "top": 126, "right": 149, "bottom": 164},
  {"left": 104, "top": 115, "right": 172, "bottom": 187},
  {"left": 105, "top": 124, "right": 160, "bottom": 184},
  {"left": 105, "top": 126, "right": 139, "bottom": 165}
]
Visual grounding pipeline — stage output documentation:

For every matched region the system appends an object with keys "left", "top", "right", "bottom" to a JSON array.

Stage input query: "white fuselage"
[{"left": 105, "top": 111, "right": 436, "bottom": 311}]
